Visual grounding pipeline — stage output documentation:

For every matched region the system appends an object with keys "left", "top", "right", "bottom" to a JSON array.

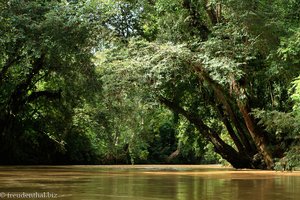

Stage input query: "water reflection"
[{"left": 0, "top": 166, "right": 299, "bottom": 200}]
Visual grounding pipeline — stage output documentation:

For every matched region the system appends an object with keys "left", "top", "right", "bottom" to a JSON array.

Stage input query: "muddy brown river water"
[{"left": 0, "top": 165, "right": 299, "bottom": 200}]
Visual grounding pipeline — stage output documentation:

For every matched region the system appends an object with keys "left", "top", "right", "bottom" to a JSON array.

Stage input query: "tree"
[
  {"left": 0, "top": 0, "right": 102, "bottom": 163},
  {"left": 95, "top": 0, "right": 300, "bottom": 169},
  {"left": 1, "top": 0, "right": 299, "bottom": 168}
]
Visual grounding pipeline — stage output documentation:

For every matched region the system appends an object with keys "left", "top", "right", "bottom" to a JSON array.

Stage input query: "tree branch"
[
  {"left": 204, "top": 0, "right": 218, "bottom": 25},
  {"left": 27, "top": 90, "right": 62, "bottom": 103},
  {"left": 8, "top": 54, "right": 46, "bottom": 114},
  {"left": 159, "top": 96, "right": 253, "bottom": 168},
  {"left": 193, "top": 63, "right": 255, "bottom": 153},
  {"left": 0, "top": 55, "right": 21, "bottom": 85},
  {"left": 216, "top": 104, "right": 246, "bottom": 153},
  {"left": 182, "top": 0, "right": 211, "bottom": 40}
]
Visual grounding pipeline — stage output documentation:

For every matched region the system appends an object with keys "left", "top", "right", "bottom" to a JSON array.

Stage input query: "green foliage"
[
  {"left": 94, "top": 49, "right": 153, "bottom": 163},
  {"left": 274, "top": 146, "right": 300, "bottom": 171},
  {"left": 176, "top": 118, "right": 211, "bottom": 163},
  {"left": 291, "top": 76, "right": 300, "bottom": 115},
  {"left": 1, "top": 0, "right": 300, "bottom": 167},
  {"left": 278, "top": 28, "right": 300, "bottom": 63},
  {"left": 253, "top": 75, "right": 300, "bottom": 169},
  {"left": 96, "top": 0, "right": 300, "bottom": 169},
  {"left": 0, "top": 0, "right": 103, "bottom": 164},
  {"left": 203, "top": 143, "right": 221, "bottom": 164}
]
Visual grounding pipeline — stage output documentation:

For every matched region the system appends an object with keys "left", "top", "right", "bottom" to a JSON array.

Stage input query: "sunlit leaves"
[
  {"left": 278, "top": 28, "right": 300, "bottom": 63},
  {"left": 291, "top": 76, "right": 300, "bottom": 116}
]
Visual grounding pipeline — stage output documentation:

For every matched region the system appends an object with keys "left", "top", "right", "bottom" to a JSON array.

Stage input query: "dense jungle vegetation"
[{"left": 0, "top": 0, "right": 300, "bottom": 169}]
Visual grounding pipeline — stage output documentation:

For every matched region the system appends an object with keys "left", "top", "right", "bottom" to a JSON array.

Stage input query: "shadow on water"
[{"left": 0, "top": 165, "right": 299, "bottom": 200}]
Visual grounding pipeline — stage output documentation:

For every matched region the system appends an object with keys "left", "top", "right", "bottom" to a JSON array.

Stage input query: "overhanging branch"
[{"left": 27, "top": 90, "right": 62, "bottom": 103}]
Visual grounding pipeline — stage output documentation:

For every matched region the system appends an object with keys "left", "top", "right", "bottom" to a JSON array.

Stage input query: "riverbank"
[{"left": 1, "top": 164, "right": 298, "bottom": 175}]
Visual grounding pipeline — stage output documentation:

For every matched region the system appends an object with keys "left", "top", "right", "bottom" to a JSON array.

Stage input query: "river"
[{"left": 0, "top": 165, "right": 299, "bottom": 199}]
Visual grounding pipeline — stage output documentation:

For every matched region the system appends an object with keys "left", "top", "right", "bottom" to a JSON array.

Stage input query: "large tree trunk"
[
  {"left": 159, "top": 97, "right": 255, "bottom": 169},
  {"left": 238, "top": 103, "right": 274, "bottom": 169},
  {"left": 193, "top": 64, "right": 273, "bottom": 169},
  {"left": 194, "top": 65, "right": 256, "bottom": 152},
  {"left": 231, "top": 78, "right": 274, "bottom": 169}
]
